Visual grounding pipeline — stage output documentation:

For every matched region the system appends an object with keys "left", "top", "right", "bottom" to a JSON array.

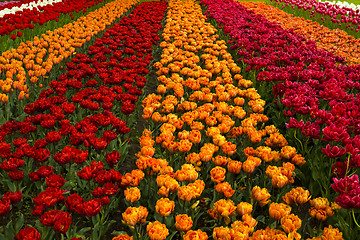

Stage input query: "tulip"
[
  {"left": 183, "top": 230, "right": 208, "bottom": 240},
  {"left": 215, "top": 182, "right": 235, "bottom": 197},
  {"left": 16, "top": 227, "right": 41, "bottom": 240},
  {"left": 281, "top": 214, "right": 302, "bottom": 233},
  {"left": 210, "top": 166, "right": 226, "bottom": 183},
  {"left": 213, "top": 227, "right": 231, "bottom": 239},
  {"left": 146, "top": 221, "right": 169, "bottom": 240},
  {"left": 282, "top": 187, "right": 311, "bottom": 205},
  {"left": 269, "top": 202, "right": 291, "bottom": 220},
  {"left": 155, "top": 198, "right": 175, "bottom": 217},
  {"left": 213, "top": 199, "right": 237, "bottom": 217},
  {"left": 112, "top": 234, "right": 133, "bottom": 240},
  {"left": 252, "top": 186, "right": 271, "bottom": 207},
  {"left": 175, "top": 214, "right": 193, "bottom": 232},
  {"left": 236, "top": 202, "right": 253, "bottom": 216},
  {"left": 124, "top": 187, "right": 141, "bottom": 203},
  {"left": 122, "top": 206, "right": 148, "bottom": 226}
]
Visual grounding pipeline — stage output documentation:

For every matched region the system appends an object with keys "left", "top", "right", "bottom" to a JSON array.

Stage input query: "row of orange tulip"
[
  {"left": 239, "top": 1, "right": 360, "bottom": 66},
  {"left": 113, "top": 0, "right": 343, "bottom": 239},
  {"left": 0, "top": 0, "right": 137, "bottom": 104}
]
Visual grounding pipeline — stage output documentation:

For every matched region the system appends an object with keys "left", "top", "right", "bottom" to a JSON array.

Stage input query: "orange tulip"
[
  {"left": 308, "top": 197, "right": 334, "bottom": 221},
  {"left": 291, "top": 154, "right": 306, "bottom": 166},
  {"left": 122, "top": 206, "right": 148, "bottom": 226},
  {"left": 175, "top": 214, "right": 193, "bottom": 232},
  {"left": 252, "top": 186, "right": 271, "bottom": 207},
  {"left": 265, "top": 132, "right": 288, "bottom": 148},
  {"left": 215, "top": 182, "right": 235, "bottom": 198},
  {"left": 213, "top": 227, "right": 231, "bottom": 239},
  {"left": 280, "top": 214, "right": 301, "bottom": 233},
  {"left": 146, "top": 221, "right": 169, "bottom": 240},
  {"left": 124, "top": 187, "right": 141, "bottom": 203},
  {"left": 210, "top": 166, "right": 226, "bottom": 183},
  {"left": 236, "top": 202, "right": 253, "bottom": 216},
  {"left": 178, "top": 139, "right": 193, "bottom": 152},
  {"left": 112, "top": 234, "right": 133, "bottom": 240},
  {"left": 155, "top": 198, "right": 175, "bottom": 217},
  {"left": 183, "top": 229, "right": 208, "bottom": 240},
  {"left": 280, "top": 146, "right": 297, "bottom": 159},
  {"left": 320, "top": 226, "right": 343, "bottom": 239},
  {"left": 227, "top": 160, "right": 242, "bottom": 174},
  {"left": 221, "top": 142, "right": 237, "bottom": 156},
  {"left": 272, "top": 174, "right": 289, "bottom": 188},
  {"left": 269, "top": 202, "right": 291, "bottom": 220},
  {"left": 213, "top": 199, "right": 237, "bottom": 218},
  {"left": 282, "top": 187, "right": 311, "bottom": 205}
]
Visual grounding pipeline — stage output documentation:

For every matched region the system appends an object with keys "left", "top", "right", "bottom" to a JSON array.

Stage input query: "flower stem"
[
  {"left": 345, "top": 154, "right": 351, "bottom": 177},
  {"left": 134, "top": 225, "right": 139, "bottom": 240},
  {"left": 293, "top": 129, "right": 303, "bottom": 153},
  {"left": 352, "top": 209, "right": 360, "bottom": 229}
]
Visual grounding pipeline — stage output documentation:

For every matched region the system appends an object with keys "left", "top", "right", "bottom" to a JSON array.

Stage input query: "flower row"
[
  {"left": 0, "top": 0, "right": 109, "bottom": 38},
  {"left": 201, "top": 1, "right": 360, "bottom": 237},
  {"left": 112, "top": 0, "right": 342, "bottom": 239},
  {"left": 0, "top": 0, "right": 136, "bottom": 108},
  {"left": 202, "top": 0, "right": 360, "bottom": 179},
  {"left": 240, "top": 1, "right": 360, "bottom": 66},
  {"left": 0, "top": 1, "right": 168, "bottom": 239},
  {"left": 0, "top": 0, "right": 27, "bottom": 11},
  {"left": 0, "top": 0, "right": 63, "bottom": 18}
]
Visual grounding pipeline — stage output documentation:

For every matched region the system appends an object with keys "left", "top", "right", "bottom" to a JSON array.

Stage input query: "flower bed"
[
  {"left": 0, "top": 0, "right": 136, "bottom": 117},
  {"left": 0, "top": 0, "right": 25, "bottom": 11},
  {"left": 0, "top": 0, "right": 63, "bottom": 18},
  {"left": 270, "top": 0, "right": 360, "bottom": 36},
  {"left": 1, "top": 0, "right": 360, "bottom": 238},
  {"left": 0, "top": 1, "right": 167, "bottom": 239},
  {"left": 0, "top": 0, "right": 110, "bottom": 39},
  {"left": 111, "top": 0, "right": 343, "bottom": 239},
  {"left": 201, "top": 0, "right": 360, "bottom": 237},
  {"left": 239, "top": 1, "right": 360, "bottom": 66}
]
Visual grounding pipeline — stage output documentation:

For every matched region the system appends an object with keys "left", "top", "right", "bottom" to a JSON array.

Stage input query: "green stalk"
[{"left": 352, "top": 209, "right": 360, "bottom": 229}]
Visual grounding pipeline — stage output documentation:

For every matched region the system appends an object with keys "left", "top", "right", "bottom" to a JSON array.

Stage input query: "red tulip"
[{"left": 16, "top": 227, "right": 41, "bottom": 240}]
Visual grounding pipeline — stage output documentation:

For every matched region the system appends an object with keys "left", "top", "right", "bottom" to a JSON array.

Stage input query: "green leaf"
[
  {"left": 91, "top": 225, "right": 99, "bottom": 240},
  {"left": 111, "top": 231, "right": 129, "bottom": 236},
  {"left": 154, "top": 213, "right": 163, "bottom": 222},
  {"left": 78, "top": 227, "right": 91, "bottom": 235},
  {"left": 256, "top": 215, "right": 266, "bottom": 225},
  {"left": 294, "top": 169, "right": 306, "bottom": 184},
  {"left": 311, "top": 166, "right": 319, "bottom": 181},
  {"left": 309, "top": 180, "right": 320, "bottom": 197},
  {"left": 307, "top": 224, "right": 316, "bottom": 238},
  {"left": 269, "top": 220, "right": 276, "bottom": 229},
  {"left": 165, "top": 215, "right": 174, "bottom": 227},
  {"left": 14, "top": 214, "right": 24, "bottom": 233},
  {"left": 167, "top": 231, "right": 178, "bottom": 240},
  {"left": 7, "top": 180, "right": 16, "bottom": 192},
  {"left": 5, "top": 220, "right": 14, "bottom": 233},
  {"left": 192, "top": 211, "right": 205, "bottom": 228}
]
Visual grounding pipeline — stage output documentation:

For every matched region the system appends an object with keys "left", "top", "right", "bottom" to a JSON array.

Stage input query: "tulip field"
[{"left": 1, "top": 0, "right": 360, "bottom": 239}]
